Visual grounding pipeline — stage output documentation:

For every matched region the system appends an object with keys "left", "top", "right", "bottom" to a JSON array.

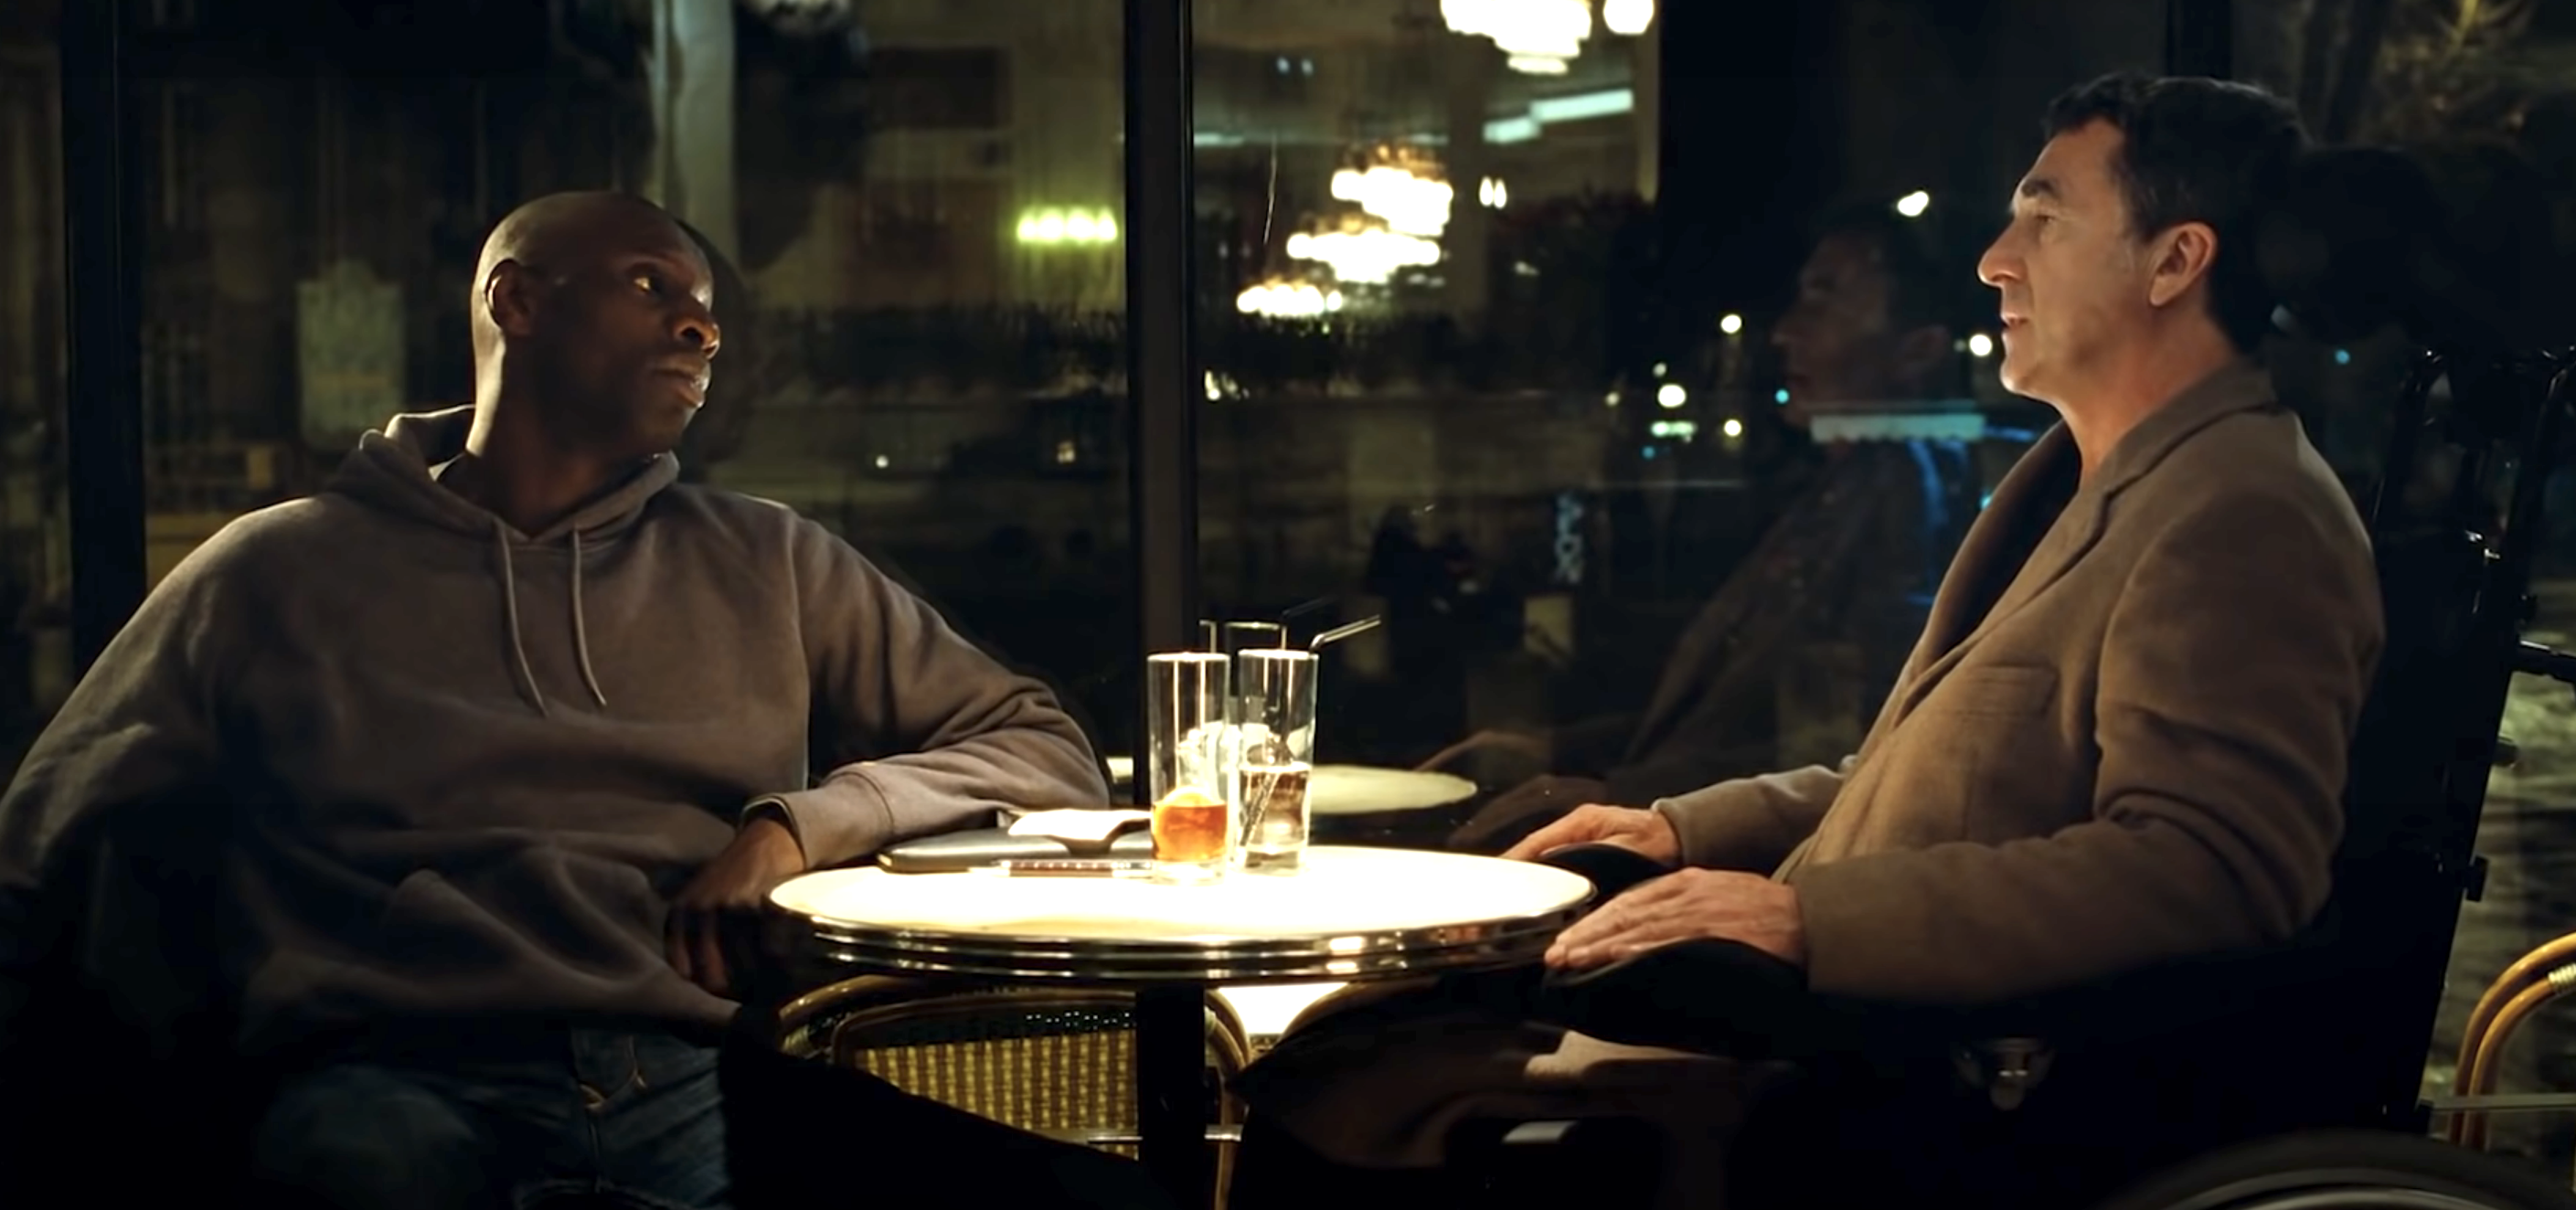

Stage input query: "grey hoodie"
[{"left": 0, "top": 405, "right": 1107, "bottom": 1051}]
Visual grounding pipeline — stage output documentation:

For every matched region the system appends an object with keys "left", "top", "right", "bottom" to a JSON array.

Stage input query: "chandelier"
[
  {"left": 1015, "top": 206, "right": 1121, "bottom": 246},
  {"left": 1330, "top": 145, "right": 1453, "bottom": 239},
  {"left": 1602, "top": 0, "right": 1653, "bottom": 36},
  {"left": 738, "top": 0, "right": 861, "bottom": 36},
  {"left": 1236, "top": 279, "right": 1347, "bottom": 319},
  {"left": 1441, "top": 0, "right": 1653, "bottom": 73},
  {"left": 1287, "top": 218, "right": 1441, "bottom": 285},
  {"left": 1441, "top": 0, "right": 1591, "bottom": 74}
]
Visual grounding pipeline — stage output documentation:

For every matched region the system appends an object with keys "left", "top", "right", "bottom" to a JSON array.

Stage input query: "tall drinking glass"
[
  {"left": 1235, "top": 648, "right": 1316, "bottom": 875},
  {"left": 1144, "top": 652, "right": 1234, "bottom": 883}
]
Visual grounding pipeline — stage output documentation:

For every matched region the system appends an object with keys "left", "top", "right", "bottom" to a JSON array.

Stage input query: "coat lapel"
[
  {"left": 1906, "top": 424, "right": 2076, "bottom": 664},
  {"left": 1883, "top": 360, "right": 2283, "bottom": 726},
  {"left": 1885, "top": 426, "right": 2088, "bottom": 721}
]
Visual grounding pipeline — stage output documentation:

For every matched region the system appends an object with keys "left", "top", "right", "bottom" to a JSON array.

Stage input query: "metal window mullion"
[
  {"left": 60, "top": 0, "right": 150, "bottom": 677},
  {"left": 1123, "top": 0, "right": 1197, "bottom": 783}
]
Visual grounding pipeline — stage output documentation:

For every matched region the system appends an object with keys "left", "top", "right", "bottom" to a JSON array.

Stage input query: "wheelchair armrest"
[
  {"left": 1529, "top": 938, "right": 1853, "bottom": 1060},
  {"left": 1524, "top": 929, "right": 2360, "bottom": 1068},
  {"left": 1523, "top": 851, "right": 2397, "bottom": 1076}
]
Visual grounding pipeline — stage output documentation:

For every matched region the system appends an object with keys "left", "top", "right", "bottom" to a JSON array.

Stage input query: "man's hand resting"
[
  {"left": 1501, "top": 803, "right": 1681, "bottom": 865},
  {"left": 1544, "top": 869, "right": 1806, "bottom": 972},
  {"left": 667, "top": 814, "right": 807, "bottom": 998}
]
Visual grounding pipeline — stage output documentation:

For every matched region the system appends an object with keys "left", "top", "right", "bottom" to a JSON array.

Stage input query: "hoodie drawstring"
[
  {"left": 493, "top": 519, "right": 548, "bottom": 717},
  {"left": 569, "top": 528, "right": 610, "bottom": 709},
  {"left": 489, "top": 520, "right": 611, "bottom": 716}
]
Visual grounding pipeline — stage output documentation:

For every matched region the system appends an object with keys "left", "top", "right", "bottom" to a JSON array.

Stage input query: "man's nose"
[
  {"left": 675, "top": 309, "right": 722, "bottom": 360},
  {"left": 1977, "top": 237, "right": 2017, "bottom": 287}
]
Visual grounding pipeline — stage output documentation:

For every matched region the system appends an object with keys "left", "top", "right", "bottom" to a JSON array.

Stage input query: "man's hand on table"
[
  {"left": 1500, "top": 803, "right": 1681, "bottom": 865},
  {"left": 667, "top": 813, "right": 808, "bottom": 998},
  {"left": 1543, "top": 869, "right": 1806, "bottom": 973}
]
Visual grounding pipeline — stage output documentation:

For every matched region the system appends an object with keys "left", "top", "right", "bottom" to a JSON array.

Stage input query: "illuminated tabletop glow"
[{"left": 772, "top": 845, "right": 1588, "bottom": 944}]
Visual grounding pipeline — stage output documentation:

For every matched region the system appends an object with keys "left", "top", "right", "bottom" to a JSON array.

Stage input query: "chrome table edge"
[{"left": 773, "top": 897, "right": 1591, "bottom": 984}]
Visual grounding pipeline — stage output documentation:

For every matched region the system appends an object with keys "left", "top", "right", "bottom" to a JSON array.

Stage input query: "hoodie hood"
[
  {"left": 324, "top": 405, "right": 683, "bottom": 716},
  {"left": 325, "top": 405, "right": 681, "bottom": 545}
]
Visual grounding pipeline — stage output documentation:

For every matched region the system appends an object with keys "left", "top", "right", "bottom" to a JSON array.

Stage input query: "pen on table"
[{"left": 992, "top": 859, "right": 1157, "bottom": 877}]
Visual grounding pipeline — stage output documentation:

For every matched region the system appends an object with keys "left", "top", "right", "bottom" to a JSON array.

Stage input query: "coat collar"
[{"left": 1886, "top": 359, "right": 2280, "bottom": 721}]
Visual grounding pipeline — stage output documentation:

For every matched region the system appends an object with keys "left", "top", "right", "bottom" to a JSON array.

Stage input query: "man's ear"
[
  {"left": 2146, "top": 221, "right": 2218, "bottom": 310},
  {"left": 1892, "top": 324, "right": 1952, "bottom": 392},
  {"left": 483, "top": 260, "right": 544, "bottom": 338}
]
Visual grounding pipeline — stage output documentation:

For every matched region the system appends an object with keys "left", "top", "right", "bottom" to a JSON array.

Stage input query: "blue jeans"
[{"left": 251, "top": 1026, "right": 729, "bottom": 1210}]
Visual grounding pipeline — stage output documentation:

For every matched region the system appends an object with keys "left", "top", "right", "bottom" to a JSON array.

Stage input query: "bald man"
[{"left": 0, "top": 193, "right": 1108, "bottom": 1207}]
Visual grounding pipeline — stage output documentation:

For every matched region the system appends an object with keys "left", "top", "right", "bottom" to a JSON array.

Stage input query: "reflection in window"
[
  {"left": 0, "top": 22, "right": 68, "bottom": 778},
  {"left": 1189, "top": 5, "right": 2197, "bottom": 866},
  {"left": 864, "top": 48, "right": 1009, "bottom": 131},
  {"left": 1194, "top": 5, "right": 1669, "bottom": 781}
]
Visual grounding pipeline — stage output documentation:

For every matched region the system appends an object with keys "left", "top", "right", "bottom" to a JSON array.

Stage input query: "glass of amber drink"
[{"left": 1145, "top": 652, "right": 1235, "bottom": 883}]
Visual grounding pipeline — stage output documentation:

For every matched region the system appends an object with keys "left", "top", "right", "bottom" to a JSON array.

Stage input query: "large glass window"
[
  {"left": 0, "top": 8, "right": 68, "bottom": 781},
  {"left": 37, "top": 0, "right": 2552, "bottom": 1159},
  {"left": 109, "top": 0, "right": 1135, "bottom": 753},
  {"left": 1185, "top": 1, "right": 2153, "bottom": 851}
]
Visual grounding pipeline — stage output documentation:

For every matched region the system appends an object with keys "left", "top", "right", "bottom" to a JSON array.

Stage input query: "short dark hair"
[
  {"left": 1807, "top": 201, "right": 1955, "bottom": 334},
  {"left": 2044, "top": 73, "right": 2308, "bottom": 353}
]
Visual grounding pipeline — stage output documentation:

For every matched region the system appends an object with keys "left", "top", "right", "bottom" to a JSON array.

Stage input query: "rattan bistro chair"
[{"left": 774, "top": 975, "right": 1254, "bottom": 1205}]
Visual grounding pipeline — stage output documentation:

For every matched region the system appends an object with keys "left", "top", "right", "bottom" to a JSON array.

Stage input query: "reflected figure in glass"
[{"left": 1447, "top": 205, "right": 1990, "bottom": 854}]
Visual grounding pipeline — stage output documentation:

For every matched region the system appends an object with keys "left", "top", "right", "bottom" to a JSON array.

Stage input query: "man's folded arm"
[
  {"left": 756, "top": 521, "right": 1109, "bottom": 868},
  {"left": 0, "top": 546, "right": 236, "bottom": 1044},
  {"left": 1784, "top": 493, "right": 2381, "bottom": 1004}
]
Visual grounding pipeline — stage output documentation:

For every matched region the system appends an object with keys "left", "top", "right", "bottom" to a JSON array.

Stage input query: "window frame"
[{"left": 54, "top": 0, "right": 2222, "bottom": 712}]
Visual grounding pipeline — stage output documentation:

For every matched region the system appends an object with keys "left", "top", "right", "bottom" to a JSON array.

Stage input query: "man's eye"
[{"left": 634, "top": 273, "right": 661, "bottom": 294}]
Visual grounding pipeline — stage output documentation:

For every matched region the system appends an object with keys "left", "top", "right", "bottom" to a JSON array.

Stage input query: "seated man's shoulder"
[
  {"left": 2142, "top": 409, "right": 2363, "bottom": 535},
  {"left": 653, "top": 484, "right": 857, "bottom": 568},
  {"left": 170, "top": 496, "right": 351, "bottom": 580},
  {"left": 2124, "top": 414, "right": 2379, "bottom": 624},
  {"left": 657, "top": 483, "right": 820, "bottom": 540}
]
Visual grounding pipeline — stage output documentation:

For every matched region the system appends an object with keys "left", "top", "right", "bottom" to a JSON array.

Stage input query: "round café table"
[{"left": 764, "top": 845, "right": 1594, "bottom": 1207}]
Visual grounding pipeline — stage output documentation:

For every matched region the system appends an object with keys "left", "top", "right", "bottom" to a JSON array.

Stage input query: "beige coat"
[{"left": 1657, "top": 359, "right": 2384, "bottom": 1005}]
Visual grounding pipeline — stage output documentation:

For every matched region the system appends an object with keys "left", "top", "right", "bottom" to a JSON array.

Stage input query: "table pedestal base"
[{"left": 1138, "top": 982, "right": 1214, "bottom": 1206}]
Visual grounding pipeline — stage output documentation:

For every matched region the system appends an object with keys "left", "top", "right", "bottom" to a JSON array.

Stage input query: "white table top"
[
  {"left": 771, "top": 845, "right": 1592, "bottom": 984},
  {"left": 1307, "top": 765, "right": 1478, "bottom": 815},
  {"left": 1101, "top": 759, "right": 1477, "bottom": 815}
]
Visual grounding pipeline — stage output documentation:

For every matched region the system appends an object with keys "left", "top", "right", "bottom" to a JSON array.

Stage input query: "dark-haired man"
[
  {"left": 0, "top": 192, "right": 1111, "bottom": 1207},
  {"left": 1442, "top": 204, "right": 1985, "bottom": 852},
  {"left": 1239, "top": 74, "right": 2383, "bottom": 1209}
]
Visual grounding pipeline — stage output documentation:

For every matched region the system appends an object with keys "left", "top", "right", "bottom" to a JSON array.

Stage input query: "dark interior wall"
[
  {"left": 112, "top": 0, "right": 642, "bottom": 450},
  {"left": 1653, "top": 0, "right": 1845, "bottom": 355}
]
